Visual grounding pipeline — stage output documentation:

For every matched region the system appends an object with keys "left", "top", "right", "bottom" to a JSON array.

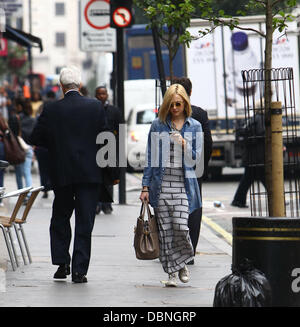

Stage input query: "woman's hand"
[
  {"left": 171, "top": 132, "right": 186, "bottom": 149},
  {"left": 139, "top": 187, "right": 149, "bottom": 202}
]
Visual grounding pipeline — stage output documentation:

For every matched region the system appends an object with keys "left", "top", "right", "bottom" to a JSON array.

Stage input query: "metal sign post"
[
  {"left": 109, "top": 1, "right": 133, "bottom": 205},
  {"left": 116, "top": 27, "right": 126, "bottom": 205}
]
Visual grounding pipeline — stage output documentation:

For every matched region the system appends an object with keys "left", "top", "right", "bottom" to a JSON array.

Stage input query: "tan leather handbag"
[{"left": 134, "top": 201, "right": 159, "bottom": 260}]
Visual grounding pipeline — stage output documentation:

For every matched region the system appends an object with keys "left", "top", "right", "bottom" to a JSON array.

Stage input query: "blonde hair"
[{"left": 158, "top": 83, "right": 192, "bottom": 123}]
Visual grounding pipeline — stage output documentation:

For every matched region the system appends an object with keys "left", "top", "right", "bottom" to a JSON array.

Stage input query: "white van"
[{"left": 126, "top": 103, "right": 157, "bottom": 171}]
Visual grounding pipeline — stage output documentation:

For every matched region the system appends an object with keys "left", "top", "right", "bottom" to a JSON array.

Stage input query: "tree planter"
[{"left": 233, "top": 216, "right": 300, "bottom": 307}]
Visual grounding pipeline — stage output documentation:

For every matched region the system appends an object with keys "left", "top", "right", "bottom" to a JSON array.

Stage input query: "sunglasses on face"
[{"left": 169, "top": 101, "right": 184, "bottom": 108}]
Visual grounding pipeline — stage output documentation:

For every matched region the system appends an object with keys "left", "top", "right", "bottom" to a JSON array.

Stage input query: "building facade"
[{"left": 22, "top": 0, "right": 94, "bottom": 84}]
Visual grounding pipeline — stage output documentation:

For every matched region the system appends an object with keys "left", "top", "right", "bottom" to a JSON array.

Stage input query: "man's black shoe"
[
  {"left": 103, "top": 208, "right": 112, "bottom": 214},
  {"left": 231, "top": 201, "right": 248, "bottom": 208},
  {"left": 72, "top": 272, "right": 88, "bottom": 283},
  {"left": 187, "top": 259, "right": 194, "bottom": 265},
  {"left": 53, "top": 264, "right": 70, "bottom": 279}
]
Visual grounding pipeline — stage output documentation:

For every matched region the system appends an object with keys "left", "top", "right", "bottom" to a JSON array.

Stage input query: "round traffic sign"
[
  {"left": 112, "top": 7, "right": 132, "bottom": 28},
  {"left": 84, "top": 0, "right": 110, "bottom": 30}
]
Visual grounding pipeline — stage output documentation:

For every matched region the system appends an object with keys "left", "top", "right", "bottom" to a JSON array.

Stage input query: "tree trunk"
[
  {"left": 168, "top": 31, "right": 174, "bottom": 81},
  {"left": 264, "top": 0, "right": 274, "bottom": 216},
  {"left": 169, "top": 52, "right": 174, "bottom": 81}
]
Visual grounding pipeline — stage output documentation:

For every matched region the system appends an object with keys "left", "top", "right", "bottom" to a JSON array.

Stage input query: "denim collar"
[{"left": 166, "top": 115, "right": 192, "bottom": 129}]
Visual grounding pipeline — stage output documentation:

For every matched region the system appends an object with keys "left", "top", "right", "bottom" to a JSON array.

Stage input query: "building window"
[
  {"left": 55, "top": 32, "right": 66, "bottom": 47},
  {"left": 55, "top": 2, "right": 65, "bottom": 16}
]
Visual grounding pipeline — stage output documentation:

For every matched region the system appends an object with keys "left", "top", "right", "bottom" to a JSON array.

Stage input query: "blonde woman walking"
[{"left": 140, "top": 84, "right": 203, "bottom": 287}]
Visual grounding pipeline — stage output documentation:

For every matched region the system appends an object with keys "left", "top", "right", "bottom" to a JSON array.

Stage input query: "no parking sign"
[{"left": 80, "top": 0, "right": 116, "bottom": 52}]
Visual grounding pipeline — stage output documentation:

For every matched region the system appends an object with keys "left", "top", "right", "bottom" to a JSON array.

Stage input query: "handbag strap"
[{"left": 139, "top": 201, "right": 153, "bottom": 221}]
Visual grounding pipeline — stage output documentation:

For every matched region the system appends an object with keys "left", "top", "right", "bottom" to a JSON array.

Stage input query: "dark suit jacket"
[
  {"left": 191, "top": 105, "right": 213, "bottom": 175},
  {"left": 29, "top": 91, "right": 107, "bottom": 189},
  {"left": 103, "top": 103, "right": 123, "bottom": 136}
]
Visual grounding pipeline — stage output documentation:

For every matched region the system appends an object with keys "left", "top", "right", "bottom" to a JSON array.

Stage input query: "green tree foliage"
[
  {"left": 194, "top": 0, "right": 298, "bottom": 216},
  {"left": 196, "top": 0, "right": 297, "bottom": 38},
  {"left": 133, "top": 0, "right": 300, "bottom": 23},
  {"left": 134, "top": 0, "right": 196, "bottom": 78}
]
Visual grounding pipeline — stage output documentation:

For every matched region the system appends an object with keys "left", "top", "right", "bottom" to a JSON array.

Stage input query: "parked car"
[{"left": 126, "top": 103, "right": 157, "bottom": 171}]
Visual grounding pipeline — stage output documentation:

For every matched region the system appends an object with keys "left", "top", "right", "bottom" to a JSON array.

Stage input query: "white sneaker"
[
  {"left": 165, "top": 273, "right": 177, "bottom": 287},
  {"left": 179, "top": 266, "right": 190, "bottom": 283}
]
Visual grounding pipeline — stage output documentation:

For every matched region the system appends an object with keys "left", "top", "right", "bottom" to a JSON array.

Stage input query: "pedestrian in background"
[
  {"left": 29, "top": 66, "right": 107, "bottom": 283},
  {"left": 172, "top": 77, "right": 212, "bottom": 265},
  {"left": 140, "top": 83, "right": 203, "bottom": 287},
  {"left": 0, "top": 113, "right": 6, "bottom": 207},
  {"left": 31, "top": 91, "right": 43, "bottom": 118},
  {"left": 231, "top": 112, "right": 266, "bottom": 208},
  {"left": 34, "top": 91, "right": 56, "bottom": 199},
  {"left": 9, "top": 97, "right": 35, "bottom": 202},
  {"left": 80, "top": 86, "right": 89, "bottom": 97},
  {"left": 0, "top": 85, "right": 9, "bottom": 121},
  {"left": 3, "top": 81, "right": 15, "bottom": 118},
  {"left": 95, "top": 86, "right": 122, "bottom": 215}
]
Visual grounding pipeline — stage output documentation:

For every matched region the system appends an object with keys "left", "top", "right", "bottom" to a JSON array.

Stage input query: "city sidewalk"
[{"left": 0, "top": 171, "right": 232, "bottom": 307}]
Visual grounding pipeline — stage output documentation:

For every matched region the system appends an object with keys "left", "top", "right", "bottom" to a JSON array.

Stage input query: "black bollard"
[{"left": 233, "top": 216, "right": 300, "bottom": 307}]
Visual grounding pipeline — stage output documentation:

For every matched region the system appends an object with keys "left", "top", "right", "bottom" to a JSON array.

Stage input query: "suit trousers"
[
  {"left": 188, "top": 179, "right": 203, "bottom": 256},
  {"left": 233, "top": 166, "right": 266, "bottom": 205},
  {"left": 50, "top": 183, "right": 100, "bottom": 275}
]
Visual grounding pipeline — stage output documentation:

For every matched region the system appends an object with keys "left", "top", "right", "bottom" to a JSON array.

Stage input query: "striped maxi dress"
[{"left": 155, "top": 133, "right": 194, "bottom": 274}]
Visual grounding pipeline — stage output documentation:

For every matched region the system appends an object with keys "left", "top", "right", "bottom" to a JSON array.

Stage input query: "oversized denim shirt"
[{"left": 142, "top": 116, "right": 203, "bottom": 214}]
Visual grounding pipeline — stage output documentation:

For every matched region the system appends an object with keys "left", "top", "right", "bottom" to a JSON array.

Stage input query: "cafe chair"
[
  {"left": 0, "top": 187, "right": 32, "bottom": 271},
  {"left": 13, "top": 186, "right": 44, "bottom": 265}
]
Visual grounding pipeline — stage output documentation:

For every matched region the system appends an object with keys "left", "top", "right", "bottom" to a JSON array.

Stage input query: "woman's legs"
[
  {"left": 23, "top": 147, "right": 33, "bottom": 188},
  {"left": 15, "top": 163, "right": 24, "bottom": 189}
]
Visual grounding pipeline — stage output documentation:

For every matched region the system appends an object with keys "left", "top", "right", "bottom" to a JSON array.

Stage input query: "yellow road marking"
[{"left": 202, "top": 216, "right": 233, "bottom": 245}]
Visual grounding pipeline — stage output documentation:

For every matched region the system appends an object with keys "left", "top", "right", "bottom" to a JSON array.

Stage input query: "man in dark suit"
[
  {"left": 29, "top": 66, "right": 107, "bottom": 283},
  {"left": 173, "top": 77, "right": 213, "bottom": 265},
  {"left": 231, "top": 113, "right": 266, "bottom": 208},
  {"left": 94, "top": 86, "right": 122, "bottom": 215}
]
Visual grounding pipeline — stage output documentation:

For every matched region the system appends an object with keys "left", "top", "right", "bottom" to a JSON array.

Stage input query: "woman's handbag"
[
  {"left": 134, "top": 201, "right": 160, "bottom": 260},
  {"left": 0, "top": 115, "right": 25, "bottom": 165},
  {"left": 2, "top": 130, "right": 26, "bottom": 165}
]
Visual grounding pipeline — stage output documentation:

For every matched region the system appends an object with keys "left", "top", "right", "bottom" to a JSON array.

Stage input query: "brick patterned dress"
[{"left": 155, "top": 131, "right": 194, "bottom": 274}]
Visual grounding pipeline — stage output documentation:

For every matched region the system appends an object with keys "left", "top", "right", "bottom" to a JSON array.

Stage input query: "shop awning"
[{"left": 2, "top": 25, "right": 43, "bottom": 52}]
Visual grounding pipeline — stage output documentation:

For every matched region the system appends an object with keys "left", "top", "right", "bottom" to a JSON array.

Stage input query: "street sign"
[
  {"left": 0, "top": 0, "right": 23, "bottom": 18},
  {"left": 110, "top": 0, "right": 134, "bottom": 28},
  {"left": 80, "top": 0, "right": 116, "bottom": 52},
  {"left": 112, "top": 7, "right": 132, "bottom": 28}
]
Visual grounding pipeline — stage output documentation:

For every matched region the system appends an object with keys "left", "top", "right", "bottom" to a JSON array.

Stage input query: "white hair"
[{"left": 59, "top": 66, "right": 82, "bottom": 88}]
